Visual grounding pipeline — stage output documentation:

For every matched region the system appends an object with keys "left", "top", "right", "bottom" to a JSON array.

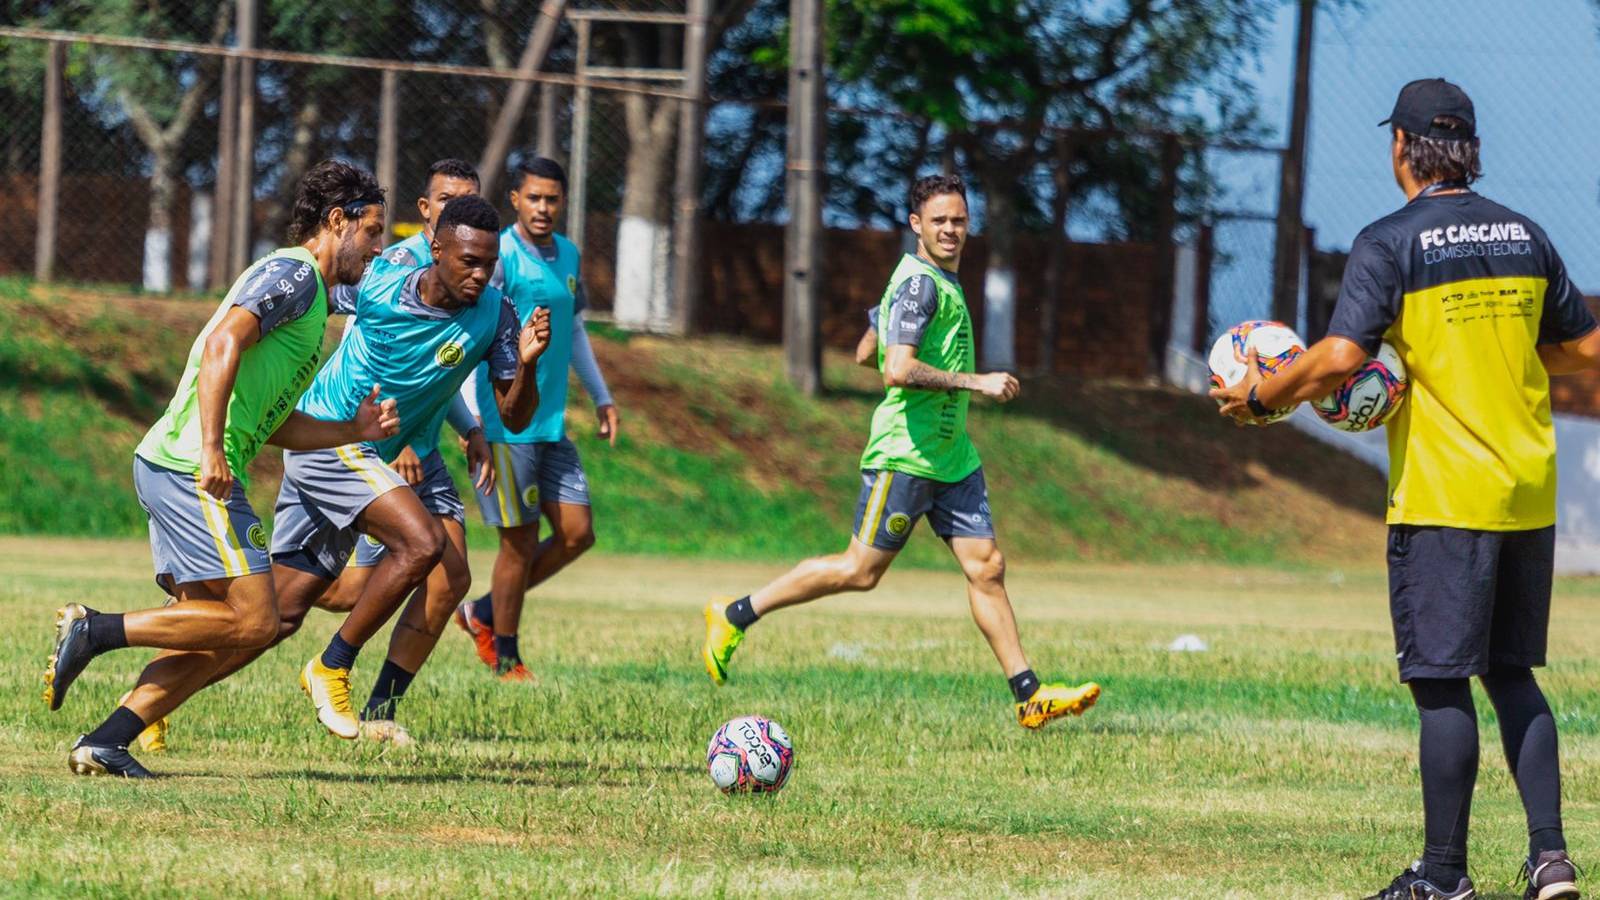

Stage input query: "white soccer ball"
[
  {"left": 1207, "top": 320, "right": 1307, "bottom": 425},
  {"left": 1312, "top": 341, "right": 1408, "bottom": 432},
  {"left": 705, "top": 715, "right": 795, "bottom": 795}
]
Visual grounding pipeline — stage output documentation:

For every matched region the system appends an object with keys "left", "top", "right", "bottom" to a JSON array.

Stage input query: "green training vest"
[
  {"left": 135, "top": 247, "right": 328, "bottom": 488},
  {"left": 858, "top": 253, "right": 982, "bottom": 482}
]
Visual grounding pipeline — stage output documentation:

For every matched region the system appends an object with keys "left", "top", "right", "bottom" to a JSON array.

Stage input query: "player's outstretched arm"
[
  {"left": 196, "top": 307, "right": 265, "bottom": 499},
  {"left": 493, "top": 307, "right": 551, "bottom": 432},
  {"left": 268, "top": 385, "right": 400, "bottom": 450},
  {"left": 882, "top": 344, "right": 1019, "bottom": 402},
  {"left": 1211, "top": 337, "right": 1367, "bottom": 424},
  {"left": 1539, "top": 328, "right": 1600, "bottom": 375}
]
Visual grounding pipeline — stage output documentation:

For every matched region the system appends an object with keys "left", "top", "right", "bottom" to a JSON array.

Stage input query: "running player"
[
  {"left": 317, "top": 158, "right": 493, "bottom": 614},
  {"left": 200, "top": 195, "right": 550, "bottom": 742},
  {"left": 700, "top": 173, "right": 1102, "bottom": 730},
  {"left": 453, "top": 156, "right": 618, "bottom": 680},
  {"left": 44, "top": 160, "right": 397, "bottom": 777},
  {"left": 1213, "top": 79, "right": 1588, "bottom": 900}
]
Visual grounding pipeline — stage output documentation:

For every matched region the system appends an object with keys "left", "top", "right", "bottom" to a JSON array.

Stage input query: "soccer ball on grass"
[{"left": 706, "top": 715, "right": 794, "bottom": 795}]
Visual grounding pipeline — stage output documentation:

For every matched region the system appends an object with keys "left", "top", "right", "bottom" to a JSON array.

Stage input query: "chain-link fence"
[{"left": 0, "top": 0, "right": 694, "bottom": 320}]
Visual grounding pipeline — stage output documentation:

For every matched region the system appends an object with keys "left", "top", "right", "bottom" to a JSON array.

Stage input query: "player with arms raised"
[
  {"left": 701, "top": 173, "right": 1101, "bottom": 730},
  {"left": 43, "top": 160, "right": 398, "bottom": 777}
]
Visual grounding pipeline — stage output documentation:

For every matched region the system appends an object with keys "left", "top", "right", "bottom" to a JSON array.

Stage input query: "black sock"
[
  {"left": 87, "top": 612, "right": 128, "bottom": 653},
  {"left": 1481, "top": 666, "right": 1566, "bottom": 858},
  {"left": 1008, "top": 669, "right": 1040, "bottom": 703},
  {"left": 471, "top": 592, "right": 494, "bottom": 627},
  {"left": 1411, "top": 677, "right": 1477, "bottom": 887},
  {"left": 494, "top": 634, "right": 520, "bottom": 670},
  {"left": 84, "top": 706, "right": 146, "bottom": 747},
  {"left": 362, "top": 659, "right": 416, "bottom": 721},
  {"left": 320, "top": 633, "right": 359, "bottom": 671},
  {"left": 725, "top": 597, "right": 759, "bottom": 630}
]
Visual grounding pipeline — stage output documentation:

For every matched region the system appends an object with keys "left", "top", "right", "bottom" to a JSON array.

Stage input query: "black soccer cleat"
[
  {"left": 1523, "top": 850, "right": 1580, "bottom": 900},
  {"left": 68, "top": 735, "right": 155, "bottom": 778},
  {"left": 43, "top": 604, "right": 100, "bottom": 711},
  {"left": 1364, "top": 860, "right": 1476, "bottom": 900}
]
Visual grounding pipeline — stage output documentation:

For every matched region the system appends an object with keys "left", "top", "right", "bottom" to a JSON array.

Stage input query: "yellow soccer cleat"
[
  {"left": 701, "top": 597, "right": 746, "bottom": 687},
  {"left": 118, "top": 691, "right": 169, "bottom": 753},
  {"left": 358, "top": 719, "right": 415, "bottom": 748},
  {"left": 299, "top": 657, "right": 359, "bottom": 740},
  {"left": 136, "top": 716, "right": 169, "bottom": 753},
  {"left": 1016, "top": 681, "right": 1101, "bottom": 729}
]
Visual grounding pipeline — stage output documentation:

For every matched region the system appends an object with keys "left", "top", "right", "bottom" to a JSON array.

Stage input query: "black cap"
[{"left": 1379, "top": 78, "right": 1476, "bottom": 140}]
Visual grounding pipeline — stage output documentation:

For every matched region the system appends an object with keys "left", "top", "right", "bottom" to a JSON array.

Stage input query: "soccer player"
[
  {"left": 206, "top": 195, "right": 550, "bottom": 742},
  {"left": 700, "top": 173, "right": 1102, "bottom": 730},
  {"left": 44, "top": 159, "right": 398, "bottom": 777},
  {"left": 316, "top": 158, "right": 493, "bottom": 614},
  {"left": 452, "top": 156, "right": 619, "bottom": 680},
  {"left": 1213, "top": 80, "right": 1589, "bottom": 900}
]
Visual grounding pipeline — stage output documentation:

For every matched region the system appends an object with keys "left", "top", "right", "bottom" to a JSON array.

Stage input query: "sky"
[{"left": 1249, "top": 0, "right": 1600, "bottom": 291}]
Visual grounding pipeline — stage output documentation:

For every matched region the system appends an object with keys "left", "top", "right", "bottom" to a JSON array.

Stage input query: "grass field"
[{"left": 3, "top": 537, "right": 1597, "bottom": 897}]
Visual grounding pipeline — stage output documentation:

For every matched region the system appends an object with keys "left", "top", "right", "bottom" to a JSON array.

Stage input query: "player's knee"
[
  {"left": 962, "top": 548, "right": 1005, "bottom": 587},
  {"left": 393, "top": 523, "right": 447, "bottom": 579},
  {"left": 839, "top": 559, "right": 884, "bottom": 592},
  {"left": 563, "top": 526, "right": 596, "bottom": 557},
  {"left": 442, "top": 565, "right": 473, "bottom": 606},
  {"left": 237, "top": 609, "right": 279, "bottom": 648}
]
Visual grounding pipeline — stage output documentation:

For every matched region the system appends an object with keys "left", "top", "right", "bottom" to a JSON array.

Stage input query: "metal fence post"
[
  {"left": 669, "top": 0, "right": 709, "bottom": 336},
  {"left": 784, "top": 0, "right": 824, "bottom": 394},
  {"left": 230, "top": 0, "right": 257, "bottom": 272},
  {"left": 33, "top": 39, "right": 62, "bottom": 284},
  {"left": 378, "top": 69, "right": 399, "bottom": 237},
  {"left": 211, "top": 53, "right": 238, "bottom": 289}
]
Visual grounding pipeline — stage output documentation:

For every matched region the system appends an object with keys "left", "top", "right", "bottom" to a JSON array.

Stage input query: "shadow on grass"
[{"left": 239, "top": 756, "right": 700, "bottom": 788}]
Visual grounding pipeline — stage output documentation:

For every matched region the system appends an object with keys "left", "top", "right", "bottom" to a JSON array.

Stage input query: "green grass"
[
  {"left": 2, "top": 537, "right": 1597, "bottom": 897},
  {"left": 0, "top": 285, "right": 1388, "bottom": 568}
]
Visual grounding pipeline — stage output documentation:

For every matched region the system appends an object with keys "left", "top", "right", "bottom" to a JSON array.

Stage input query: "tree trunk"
[
  {"left": 612, "top": 91, "right": 678, "bottom": 331},
  {"left": 980, "top": 177, "right": 1018, "bottom": 372},
  {"left": 261, "top": 97, "right": 323, "bottom": 245},
  {"left": 142, "top": 143, "right": 177, "bottom": 292}
]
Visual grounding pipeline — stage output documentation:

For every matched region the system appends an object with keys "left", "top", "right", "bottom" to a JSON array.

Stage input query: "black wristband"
[{"left": 1246, "top": 385, "right": 1271, "bottom": 418}]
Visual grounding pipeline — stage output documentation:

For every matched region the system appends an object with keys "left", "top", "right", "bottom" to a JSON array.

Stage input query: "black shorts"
[{"left": 1387, "top": 524, "right": 1554, "bottom": 682}]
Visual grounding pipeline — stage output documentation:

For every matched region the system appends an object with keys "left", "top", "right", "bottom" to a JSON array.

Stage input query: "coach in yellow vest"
[{"left": 1214, "top": 79, "right": 1593, "bottom": 900}]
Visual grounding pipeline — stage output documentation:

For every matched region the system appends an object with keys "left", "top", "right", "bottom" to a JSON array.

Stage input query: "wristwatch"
[{"left": 1246, "top": 385, "right": 1271, "bottom": 419}]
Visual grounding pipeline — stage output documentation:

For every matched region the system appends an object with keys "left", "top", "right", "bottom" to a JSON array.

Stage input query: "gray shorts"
[
  {"left": 270, "top": 443, "right": 407, "bottom": 580},
  {"left": 133, "top": 455, "right": 272, "bottom": 589},
  {"left": 853, "top": 467, "right": 994, "bottom": 551},
  {"left": 473, "top": 437, "right": 590, "bottom": 528},
  {"left": 349, "top": 450, "right": 465, "bottom": 568}
]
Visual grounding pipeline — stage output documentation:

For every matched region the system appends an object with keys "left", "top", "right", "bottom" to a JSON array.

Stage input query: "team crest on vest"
[
  {"left": 435, "top": 340, "right": 466, "bottom": 368},
  {"left": 566, "top": 274, "right": 578, "bottom": 296}
]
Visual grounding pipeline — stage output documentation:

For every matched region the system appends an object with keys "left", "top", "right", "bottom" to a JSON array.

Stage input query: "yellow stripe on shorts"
[
  {"left": 493, "top": 443, "right": 521, "bottom": 527},
  {"left": 193, "top": 474, "right": 247, "bottom": 578},
  {"left": 335, "top": 444, "right": 399, "bottom": 495},
  {"left": 858, "top": 471, "right": 894, "bottom": 544}
]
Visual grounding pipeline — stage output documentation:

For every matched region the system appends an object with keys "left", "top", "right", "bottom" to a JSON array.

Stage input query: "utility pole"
[
  {"left": 1272, "top": 0, "right": 1315, "bottom": 327},
  {"left": 669, "top": 0, "right": 710, "bottom": 336},
  {"left": 230, "top": 0, "right": 257, "bottom": 274},
  {"left": 783, "top": 0, "right": 824, "bottom": 395}
]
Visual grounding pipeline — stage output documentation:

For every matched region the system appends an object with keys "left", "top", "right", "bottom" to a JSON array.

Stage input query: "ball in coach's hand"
[{"left": 1208, "top": 320, "right": 1306, "bottom": 425}]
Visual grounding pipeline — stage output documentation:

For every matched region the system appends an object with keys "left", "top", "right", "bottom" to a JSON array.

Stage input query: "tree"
[{"left": 36, "top": 0, "right": 233, "bottom": 292}]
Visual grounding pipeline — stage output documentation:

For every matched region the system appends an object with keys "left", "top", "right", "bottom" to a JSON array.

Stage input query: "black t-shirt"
[{"left": 1326, "top": 188, "right": 1594, "bottom": 354}]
